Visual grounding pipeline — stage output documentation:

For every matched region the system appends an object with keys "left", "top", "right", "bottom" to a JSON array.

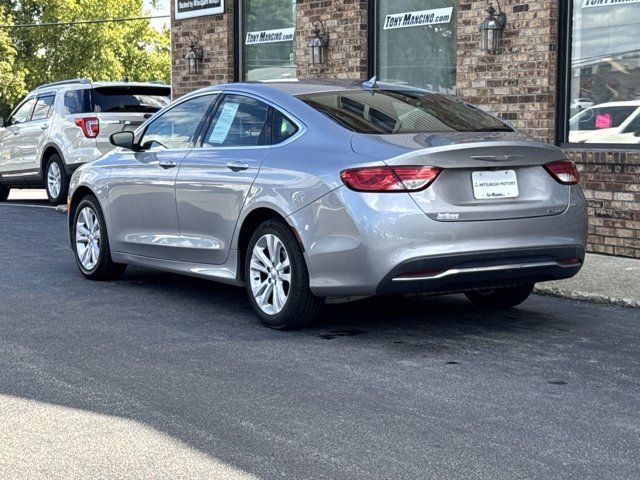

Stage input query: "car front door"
[
  {"left": 107, "top": 93, "right": 217, "bottom": 261},
  {"left": 0, "top": 98, "right": 37, "bottom": 182},
  {"left": 22, "top": 94, "right": 56, "bottom": 180},
  {"left": 174, "top": 94, "right": 271, "bottom": 264}
]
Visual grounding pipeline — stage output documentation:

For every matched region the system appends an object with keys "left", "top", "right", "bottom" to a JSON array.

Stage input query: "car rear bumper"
[
  {"left": 376, "top": 245, "right": 584, "bottom": 295},
  {"left": 288, "top": 186, "right": 588, "bottom": 297}
]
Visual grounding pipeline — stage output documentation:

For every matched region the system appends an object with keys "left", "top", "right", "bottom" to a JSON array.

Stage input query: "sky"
[{"left": 144, "top": 0, "right": 170, "bottom": 30}]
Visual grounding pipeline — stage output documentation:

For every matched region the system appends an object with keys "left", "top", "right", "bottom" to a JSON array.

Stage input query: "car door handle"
[
  {"left": 226, "top": 161, "right": 250, "bottom": 171},
  {"left": 40, "top": 123, "right": 49, "bottom": 130},
  {"left": 158, "top": 160, "right": 178, "bottom": 169}
]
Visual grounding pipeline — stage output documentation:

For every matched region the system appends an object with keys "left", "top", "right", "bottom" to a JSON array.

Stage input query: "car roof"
[
  {"left": 33, "top": 80, "right": 170, "bottom": 94},
  {"left": 585, "top": 100, "right": 640, "bottom": 108},
  {"left": 194, "top": 79, "right": 432, "bottom": 98}
]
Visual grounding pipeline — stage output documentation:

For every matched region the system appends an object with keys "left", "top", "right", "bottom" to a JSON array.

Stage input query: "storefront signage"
[
  {"left": 383, "top": 7, "right": 453, "bottom": 30},
  {"left": 582, "top": 0, "right": 640, "bottom": 7},
  {"left": 245, "top": 27, "right": 295, "bottom": 45},
  {"left": 175, "top": 0, "right": 224, "bottom": 20}
]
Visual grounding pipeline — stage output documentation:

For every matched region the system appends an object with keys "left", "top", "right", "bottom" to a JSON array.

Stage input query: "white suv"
[{"left": 0, "top": 79, "right": 171, "bottom": 203}]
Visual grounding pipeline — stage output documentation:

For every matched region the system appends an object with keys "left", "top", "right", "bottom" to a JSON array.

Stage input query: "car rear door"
[
  {"left": 107, "top": 93, "right": 217, "bottom": 261},
  {"left": 21, "top": 93, "right": 56, "bottom": 179},
  {"left": 174, "top": 93, "right": 271, "bottom": 265}
]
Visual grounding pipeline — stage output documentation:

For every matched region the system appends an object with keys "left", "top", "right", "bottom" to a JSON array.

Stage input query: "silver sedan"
[{"left": 68, "top": 80, "right": 588, "bottom": 329}]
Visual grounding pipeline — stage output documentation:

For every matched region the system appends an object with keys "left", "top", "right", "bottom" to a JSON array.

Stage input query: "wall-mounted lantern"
[
  {"left": 185, "top": 38, "right": 203, "bottom": 74},
  {"left": 308, "top": 20, "right": 329, "bottom": 65},
  {"left": 479, "top": 1, "right": 507, "bottom": 55}
]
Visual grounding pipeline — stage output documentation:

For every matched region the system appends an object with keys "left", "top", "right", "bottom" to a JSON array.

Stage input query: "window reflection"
[
  {"left": 569, "top": 1, "right": 640, "bottom": 144},
  {"left": 376, "top": 0, "right": 456, "bottom": 93}
]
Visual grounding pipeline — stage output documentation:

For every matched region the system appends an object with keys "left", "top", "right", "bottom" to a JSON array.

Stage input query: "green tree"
[
  {"left": 0, "top": 0, "right": 169, "bottom": 113},
  {"left": 0, "top": 6, "right": 27, "bottom": 118}
]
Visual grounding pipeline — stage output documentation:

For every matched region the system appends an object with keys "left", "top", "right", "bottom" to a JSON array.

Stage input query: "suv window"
[
  {"left": 64, "top": 89, "right": 91, "bottom": 114},
  {"left": 10, "top": 98, "right": 36, "bottom": 125},
  {"left": 91, "top": 86, "right": 170, "bottom": 113},
  {"left": 63, "top": 86, "right": 171, "bottom": 115},
  {"left": 31, "top": 95, "right": 55, "bottom": 121},
  {"left": 271, "top": 109, "right": 298, "bottom": 144},
  {"left": 570, "top": 106, "right": 637, "bottom": 131},
  {"left": 203, "top": 95, "right": 270, "bottom": 147},
  {"left": 139, "top": 94, "right": 216, "bottom": 150},
  {"left": 297, "top": 89, "right": 513, "bottom": 134}
]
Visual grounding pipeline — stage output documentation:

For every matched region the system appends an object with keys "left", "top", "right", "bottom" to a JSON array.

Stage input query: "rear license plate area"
[{"left": 472, "top": 170, "right": 519, "bottom": 200}]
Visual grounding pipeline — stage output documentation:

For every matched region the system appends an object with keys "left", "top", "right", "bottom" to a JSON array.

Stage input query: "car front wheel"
[
  {"left": 245, "top": 219, "right": 324, "bottom": 330},
  {"left": 465, "top": 283, "right": 534, "bottom": 309},
  {"left": 72, "top": 195, "right": 127, "bottom": 281},
  {"left": 45, "top": 154, "right": 69, "bottom": 204}
]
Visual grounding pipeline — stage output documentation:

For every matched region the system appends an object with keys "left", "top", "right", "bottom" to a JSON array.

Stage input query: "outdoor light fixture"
[
  {"left": 308, "top": 20, "right": 329, "bottom": 65},
  {"left": 480, "top": 1, "right": 507, "bottom": 54},
  {"left": 185, "top": 38, "right": 203, "bottom": 74}
]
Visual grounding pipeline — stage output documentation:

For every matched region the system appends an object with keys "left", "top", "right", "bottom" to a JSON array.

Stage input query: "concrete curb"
[
  {"left": 55, "top": 205, "right": 68, "bottom": 214},
  {"left": 534, "top": 285, "right": 640, "bottom": 309}
]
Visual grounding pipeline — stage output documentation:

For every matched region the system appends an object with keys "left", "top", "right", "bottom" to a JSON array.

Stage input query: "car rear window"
[
  {"left": 63, "top": 86, "right": 170, "bottom": 114},
  {"left": 296, "top": 89, "right": 513, "bottom": 134},
  {"left": 91, "top": 86, "right": 170, "bottom": 113}
]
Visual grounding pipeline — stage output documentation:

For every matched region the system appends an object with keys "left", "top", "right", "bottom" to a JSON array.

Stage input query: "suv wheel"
[
  {"left": 72, "top": 195, "right": 127, "bottom": 281},
  {"left": 45, "top": 154, "right": 69, "bottom": 204},
  {"left": 245, "top": 219, "right": 324, "bottom": 330},
  {"left": 0, "top": 183, "right": 9, "bottom": 202},
  {"left": 465, "top": 283, "right": 535, "bottom": 309}
]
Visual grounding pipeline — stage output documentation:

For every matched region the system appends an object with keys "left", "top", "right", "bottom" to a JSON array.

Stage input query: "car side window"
[
  {"left": 9, "top": 98, "right": 36, "bottom": 126},
  {"left": 271, "top": 109, "right": 299, "bottom": 144},
  {"left": 202, "top": 95, "right": 269, "bottom": 148},
  {"left": 31, "top": 95, "right": 55, "bottom": 121},
  {"left": 139, "top": 94, "right": 216, "bottom": 150}
]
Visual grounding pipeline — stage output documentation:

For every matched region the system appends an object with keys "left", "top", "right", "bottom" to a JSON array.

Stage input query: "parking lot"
[{"left": 1, "top": 195, "right": 639, "bottom": 479}]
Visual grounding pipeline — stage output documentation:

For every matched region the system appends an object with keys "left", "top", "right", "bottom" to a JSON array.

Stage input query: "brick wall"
[
  {"left": 456, "top": 1, "right": 558, "bottom": 142},
  {"left": 170, "top": 1, "right": 235, "bottom": 98},
  {"left": 568, "top": 150, "right": 640, "bottom": 258},
  {"left": 295, "top": 0, "right": 368, "bottom": 80}
]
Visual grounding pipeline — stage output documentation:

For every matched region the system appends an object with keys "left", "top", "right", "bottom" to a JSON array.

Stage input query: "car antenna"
[{"left": 362, "top": 76, "right": 378, "bottom": 89}]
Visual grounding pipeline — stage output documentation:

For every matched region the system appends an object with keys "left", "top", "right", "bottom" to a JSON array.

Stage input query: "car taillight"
[
  {"left": 74, "top": 117, "right": 100, "bottom": 138},
  {"left": 340, "top": 166, "right": 442, "bottom": 192},
  {"left": 544, "top": 160, "right": 579, "bottom": 185}
]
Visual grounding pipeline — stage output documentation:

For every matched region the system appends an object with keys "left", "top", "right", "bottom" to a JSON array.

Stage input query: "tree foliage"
[
  {"left": 0, "top": 0, "right": 169, "bottom": 114},
  {"left": 0, "top": 6, "right": 27, "bottom": 117}
]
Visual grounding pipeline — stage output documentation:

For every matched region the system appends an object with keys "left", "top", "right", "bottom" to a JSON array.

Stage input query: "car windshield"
[
  {"left": 91, "top": 86, "right": 170, "bottom": 113},
  {"left": 296, "top": 89, "right": 513, "bottom": 134},
  {"left": 569, "top": 106, "right": 638, "bottom": 131}
]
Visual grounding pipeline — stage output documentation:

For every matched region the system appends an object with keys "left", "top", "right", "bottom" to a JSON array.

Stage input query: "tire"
[
  {"left": 465, "top": 283, "right": 535, "bottom": 309},
  {"left": 45, "top": 154, "right": 69, "bottom": 205},
  {"left": 244, "top": 218, "right": 324, "bottom": 330},
  {"left": 0, "top": 183, "right": 9, "bottom": 202},
  {"left": 72, "top": 195, "right": 127, "bottom": 281}
]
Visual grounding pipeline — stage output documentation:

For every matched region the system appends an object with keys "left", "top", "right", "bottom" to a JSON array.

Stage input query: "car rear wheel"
[
  {"left": 245, "top": 219, "right": 324, "bottom": 330},
  {"left": 72, "top": 195, "right": 127, "bottom": 281},
  {"left": 45, "top": 154, "right": 69, "bottom": 205},
  {"left": 0, "top": 183, "right": 9, "bottom": 202},
  {"left": 465, "top": 283, "right": 534, "bottom": 309}
]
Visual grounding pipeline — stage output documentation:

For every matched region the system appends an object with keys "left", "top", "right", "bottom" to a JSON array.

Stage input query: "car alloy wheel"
[
  {"left": 47, "top": 161, "right": 62, "bottom": 199},
  {"left": 249, "top": 233, "right": 292, "bottom": 315},
  {"left": 75, "top": 206, "right": 101, "bottom": 271}
]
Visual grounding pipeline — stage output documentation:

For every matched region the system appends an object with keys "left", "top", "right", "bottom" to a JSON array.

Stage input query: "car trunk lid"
[{"left": 351, "top": 133, "right": 571, "bottom": 222}]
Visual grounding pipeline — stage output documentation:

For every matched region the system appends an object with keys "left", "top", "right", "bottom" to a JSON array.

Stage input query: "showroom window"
[
  {"left": 375, "top": 0, "right": 456, "bottom": 93},
  {"left": 240, "top": 0, "right": 296, "bottom": 81},
  {"left": 564, "top": 0, "right": 640, "bottom": 145}
]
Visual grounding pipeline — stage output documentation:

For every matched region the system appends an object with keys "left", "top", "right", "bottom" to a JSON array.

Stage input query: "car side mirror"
[{"left": 110, "top": 131, "right": 136, "bottom": 150}]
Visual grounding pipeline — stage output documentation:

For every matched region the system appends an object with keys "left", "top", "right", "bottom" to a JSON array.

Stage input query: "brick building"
[{"left": 171, "top": 0, "right": 640, "bottom": 258}]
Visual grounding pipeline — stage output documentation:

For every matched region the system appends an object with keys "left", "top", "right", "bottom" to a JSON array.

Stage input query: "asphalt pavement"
[{"left": 1, "top": 199, "right": 639, "bottom": 479}]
